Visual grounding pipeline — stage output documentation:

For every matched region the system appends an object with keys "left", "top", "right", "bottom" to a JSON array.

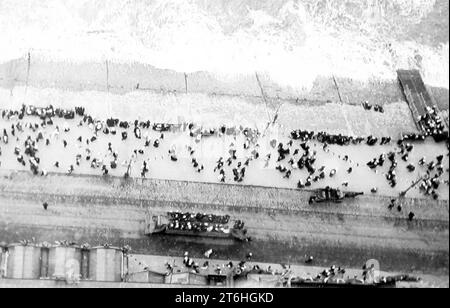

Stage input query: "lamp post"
[{"left": 399, "top": 173, "right": 429, "bottom": 197}]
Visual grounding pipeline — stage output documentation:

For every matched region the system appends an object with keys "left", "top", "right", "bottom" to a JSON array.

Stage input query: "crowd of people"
[
  {"left": 0, "top": 104, "right": 258, "bottom": 188},
  {"left": 312, "top": 265, "right": 347, "bottom": 282},
  {"left": 417, "top": 154, "right": 446, "bottom": 199},
  {"left": 417, "top": 105, "right": 447, "bottom": 139},
  {"left": 167, "top": 219, "right": 230, "bottom": 234},
  {"left": 362, "top": 101, "right": 384, "bottom": 113},
  {"left": 291, "top": 129, "right": 391, "bottom": 147},
  {"left": 168, "top": 211, "right": 230, "bottom": 224},
  {"left": 366, "top": 145, "right": 447, "bottom": 200},
  {"left": 366, "top": 146, "right": 447, "bottom": 201},
  {"left": 164, "top": 250, "right": 282, "bottom": 278},
  {"left": 165, "top": 211, "right": 244, "bottom": 234},
  {"left": 163, "top": 251, "right": 417, "bottom": 287},
  {"left": 0, "top": 103, "right": 448, "bottom": 207},
  {"left": 400, "top": 133, "right": 426, "bottom": 142}
]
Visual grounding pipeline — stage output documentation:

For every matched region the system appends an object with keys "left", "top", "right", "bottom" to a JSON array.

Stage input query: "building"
[
  {"left": 2, "top": 242, "right": 128, "bottom": 283},
  {"left": 126, "top": 269, "right": 166, "bottom": 284},
  {"left": 89, "top": 246, "right": 126, "bottom": 282},
  {"left": 165, "top": 271, "right": 208, "bottom": 285}
]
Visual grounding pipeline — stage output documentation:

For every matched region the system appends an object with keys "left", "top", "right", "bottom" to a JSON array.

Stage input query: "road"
[{"left": 0, "top": 172, "right": 447, "bottom": 276}]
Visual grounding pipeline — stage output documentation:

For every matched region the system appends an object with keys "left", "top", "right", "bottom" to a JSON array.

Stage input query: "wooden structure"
[{"left": 397, "top": 69, "right": 448, "bottom": 133}]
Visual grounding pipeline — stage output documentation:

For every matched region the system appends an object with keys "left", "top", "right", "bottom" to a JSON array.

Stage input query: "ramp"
[{"left": 397, "top": 69, "right": 448, "bottom": 132}]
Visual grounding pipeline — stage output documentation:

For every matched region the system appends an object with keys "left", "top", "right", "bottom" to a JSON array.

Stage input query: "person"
[
  {"left": 204, "top": 249, "right": 213, "bottom": 258},
  {"left": 134, "top": 126, "right": 141, "bottom": 139},
  {"left": 388, "top": 199, "right": 395, "bottom": 210},
  {"left": 75, "top": 154, "right": 81, "bottom": 166},
  {"left": 102, "top": 165, "right": 109, "bottom": 175},
  {"left": 408, "top": 212, "right": 415, "bottom": 221},
  {"left": 218, "top": 170, "right": 225, "bottom": 183},
  {"left": 42, "top": 202, "right": 48, "bottom": 210},
  {"left": 284, "top": 169, "right": 292, "bottom": 179},
  {"left": 2, "top": 129, "right": 8, "bottom": 144},
  {"left": 418, "top": 157, "right": 426, "bottom": 166},
  {"left": 407, "top": 164, "right": 415, "bottom": 172},
  {"left": 201, "top": 261, "right": 209, "bottom": 270}
]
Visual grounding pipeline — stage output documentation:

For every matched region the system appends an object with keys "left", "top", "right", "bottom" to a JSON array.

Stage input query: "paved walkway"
[{"left": 0, "top": 99, "right": 448, "bottom": 200}]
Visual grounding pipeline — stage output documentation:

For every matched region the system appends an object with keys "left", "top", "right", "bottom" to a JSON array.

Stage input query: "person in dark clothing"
[
  {"left": 388, "top": 199, "right": 395, "bottom": 210},
  {"left": 42, "top": 202, "right": 48, "bottom": 210}
]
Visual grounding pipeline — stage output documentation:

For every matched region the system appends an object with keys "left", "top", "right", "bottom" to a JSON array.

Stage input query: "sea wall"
[{"left": 1, "top": 56, "right": 448, "bottom": 110}]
